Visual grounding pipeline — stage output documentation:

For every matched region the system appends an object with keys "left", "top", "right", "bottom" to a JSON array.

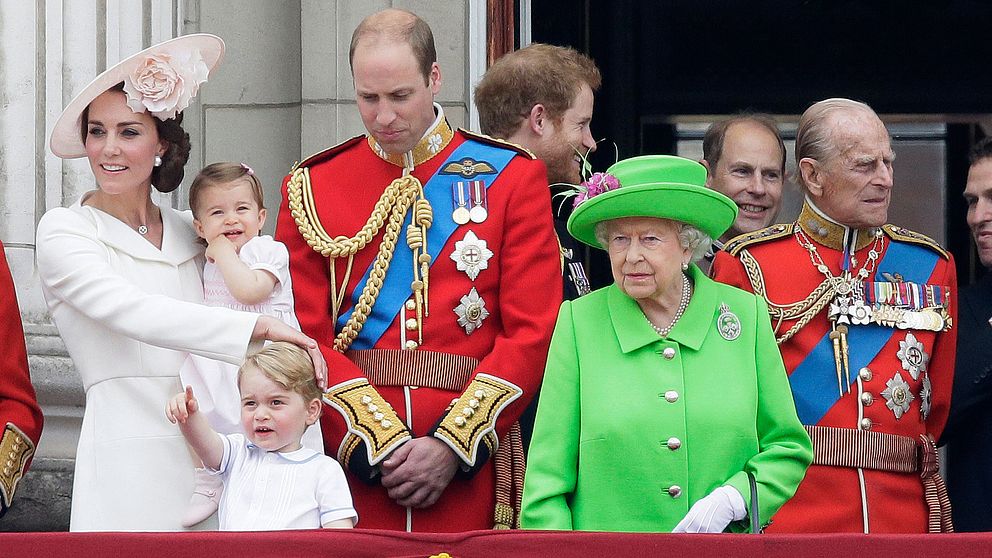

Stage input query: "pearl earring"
[
  {"left": 681, "top": 261, "right": 689, "bottom": 271},
  {"left": 154, "top": 155, "right": 163, "bottom": 167}
]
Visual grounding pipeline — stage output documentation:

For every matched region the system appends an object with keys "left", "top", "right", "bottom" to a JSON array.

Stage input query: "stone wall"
[{"left": 0, "top": 0, "right": 483, "bottom": 531}]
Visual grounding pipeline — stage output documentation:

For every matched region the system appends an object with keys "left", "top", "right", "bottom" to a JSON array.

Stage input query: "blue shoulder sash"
[
  {"left": 339, "top": 140, "right": 518, "bottom": 350},
  {"left": 789, "top": 240, "right": 939, "bottom": 425}
]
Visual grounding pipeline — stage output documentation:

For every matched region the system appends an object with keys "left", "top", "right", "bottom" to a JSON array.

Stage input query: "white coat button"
[
  {"left": 667, "top": 437, "right": 681, "bottom": 450},
  {"left": 668, "top": 485, "right": 682, "bottom": 498},
  {"left": 662, "top": 347, "right": 676, "bottom": 360},
  {"left": 664, "top": 390, "right": 679, "bottom": 403}
]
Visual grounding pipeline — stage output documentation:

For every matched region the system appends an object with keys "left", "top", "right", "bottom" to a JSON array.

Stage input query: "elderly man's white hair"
[{"left": 794, "top": 98, "right": 886, "bottom": 193}]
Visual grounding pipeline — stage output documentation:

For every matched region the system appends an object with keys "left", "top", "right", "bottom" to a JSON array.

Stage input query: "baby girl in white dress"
[{"left": 179, "top": 162, "right": 322, "bottom": 527}]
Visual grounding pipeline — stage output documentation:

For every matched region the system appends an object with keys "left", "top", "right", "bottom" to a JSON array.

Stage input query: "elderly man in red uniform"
[
  {"left": 275, "top": 9, "right": 560, "bottom": 532},
  {"left": 0, "top": 241, "right": 44, "bottom": 518},
  {"left": 712, "top": 98, "right": 955, "bottom": 533}
]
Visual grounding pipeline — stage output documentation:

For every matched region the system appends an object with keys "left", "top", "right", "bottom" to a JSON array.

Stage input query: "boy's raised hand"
[{"left": 166, "top": 385, "right": 199, "bottom": 424}]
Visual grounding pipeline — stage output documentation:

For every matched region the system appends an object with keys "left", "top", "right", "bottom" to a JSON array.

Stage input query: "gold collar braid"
[
  {"left": 287, "top": 167, "right": 433, "bottom": 353},
  {"left": 368, "top": 116, "right": 454, "bottom": 169},
  {"left": 797, "top": 202, "right": 879, "bottom": 252}
]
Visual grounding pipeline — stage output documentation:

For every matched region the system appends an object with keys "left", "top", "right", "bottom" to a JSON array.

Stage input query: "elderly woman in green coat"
[{"left": 521, "top": 155, "right": 812, "bottom": 533}]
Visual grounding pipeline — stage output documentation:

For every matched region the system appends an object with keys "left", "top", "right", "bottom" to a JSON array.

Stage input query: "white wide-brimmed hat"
[{"left": 49, "top": 33, "right": 225, "bottom": 159}]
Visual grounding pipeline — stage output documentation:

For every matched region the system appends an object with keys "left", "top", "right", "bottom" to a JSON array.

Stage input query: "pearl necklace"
[{"left": 647, "top": 274, "right": 692, "bottom": 337}]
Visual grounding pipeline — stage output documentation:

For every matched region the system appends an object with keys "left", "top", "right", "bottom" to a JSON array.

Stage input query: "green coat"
[{"left": 521, "top": 265, "right": 812, "bottom": 532}]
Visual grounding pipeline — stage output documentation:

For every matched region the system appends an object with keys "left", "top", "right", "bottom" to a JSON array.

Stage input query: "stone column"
[{"left": 0, "top": 0, "right": 184, "bottom": 531}]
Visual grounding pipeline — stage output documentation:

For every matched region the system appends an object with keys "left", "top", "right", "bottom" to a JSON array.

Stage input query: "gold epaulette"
[
  {"left": 433, "top": 374, "right": 522, "bottom": 466},
  {"left": 882, "top": 224, "right": 950, "bottom": 259},
  {"left": 291, "top": 135, "right": 366, "bottom": 172},
  {"left": 458, "top": 129, "right": 537, "bottom": 160},
  {"left": 723, "top": 224, "right": 793, "bottom": 256},
  {"left": 0, "top": 423, "right": 34, "bottom": 508},
  {"left": 324, "top": 378, "right": 411, "bottom": 466}
]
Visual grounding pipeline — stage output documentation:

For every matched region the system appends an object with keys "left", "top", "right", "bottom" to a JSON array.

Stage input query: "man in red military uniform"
[
  {"left": 0, "top": 241, "right": 44, "bottom": 517},
  {"left": 275, "top": 9, "right": 560, "bottom": 532},
  {"left": 712, "top": 98, "right": 955, "bottom": 533}
]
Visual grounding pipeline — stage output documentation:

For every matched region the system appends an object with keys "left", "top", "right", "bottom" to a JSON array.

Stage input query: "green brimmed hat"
[{"left": 566, "top": 155, "right": 738, "bottom": 249}]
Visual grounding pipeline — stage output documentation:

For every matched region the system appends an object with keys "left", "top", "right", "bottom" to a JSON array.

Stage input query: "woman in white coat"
[{"left": 37, "top": 34, "right": 326, "bottom": 532}]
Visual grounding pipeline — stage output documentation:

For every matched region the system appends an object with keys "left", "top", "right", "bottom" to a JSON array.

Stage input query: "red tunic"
[
  {"left": 275, "top": 119, "right": 560, "bottom": 532},
  {"left": 711, "top": 205, "right": 956, "bottom": 533},
  {"left": 0, "top": 241, "right": 44, "bottom": 516}
]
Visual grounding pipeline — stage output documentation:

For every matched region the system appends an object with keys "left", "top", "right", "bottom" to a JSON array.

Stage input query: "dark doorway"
[{"left": 532, "top": 0, "right": 992, "bottom": 286}]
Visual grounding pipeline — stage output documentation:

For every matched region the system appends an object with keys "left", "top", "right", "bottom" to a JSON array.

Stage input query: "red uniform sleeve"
[
  {"left": 0, "top": 242, "right": 44, "bottom": 516},
  {"left": 430, "top": 157, "right": 561, "bottom": 467},
  {"left": 925, "top": 254, "right": 957, "bottom": 439}
]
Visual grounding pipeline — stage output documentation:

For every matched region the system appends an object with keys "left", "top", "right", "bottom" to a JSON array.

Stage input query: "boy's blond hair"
[{"left": 238, "top": 342, "right": 321, "bottom": 403}]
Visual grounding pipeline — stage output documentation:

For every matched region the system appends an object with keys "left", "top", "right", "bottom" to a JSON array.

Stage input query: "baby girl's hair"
[
  {"left": 189, "top": 161, "right": 265, "bottom": 217},
  {"left": 238, "top": 342, "right": 322, "bottom": 404}
]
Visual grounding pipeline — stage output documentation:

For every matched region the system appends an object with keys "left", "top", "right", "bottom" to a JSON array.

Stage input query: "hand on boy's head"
[
  {"left": 308, "top": 344, "right": 328, "bottom": 390},
  {"left": 165, "top": 385, "right": 199, "bottom": 424},
  {"left": 204, "top": 233, "right": 236, "bottom": 263}
]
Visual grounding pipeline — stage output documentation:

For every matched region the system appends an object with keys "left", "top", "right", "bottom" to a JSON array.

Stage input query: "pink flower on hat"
[
  {"left": 572, "top": 172, "right": 621, "bottom": 208},
  {"left": 123, "top": 50, "right": 209, "bottom": 120}
]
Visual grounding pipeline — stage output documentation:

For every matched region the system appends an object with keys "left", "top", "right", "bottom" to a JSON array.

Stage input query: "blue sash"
[
  {"left": 790, "top": 240, "right": 939, "bottom": 425},
  {"left": 338, "top": 140, "right": 517, "bottom": 350}
]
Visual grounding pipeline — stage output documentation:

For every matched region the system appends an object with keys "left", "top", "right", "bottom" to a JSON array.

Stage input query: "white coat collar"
[{"left": 74, "top": 193, "right": 202, "bottom": 265}]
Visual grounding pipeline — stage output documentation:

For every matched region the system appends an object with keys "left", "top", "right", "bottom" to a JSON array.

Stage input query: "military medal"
[
  {"left": 469, "top": 180, "right": 488, "bottom": 223},
  {"left": 568, "top": 262, "right": 591, "bottom": 296},
  {"left": 443, "top": 158, "right": 497, "bottom": 225},
  {"left": 450, "top": 230, "right": 493, "bottom": 281},
  {"left": 881, "top": 372, "right": 914, "bottom": 419},
  {"left": 452, "top": 181, "right": 471, "bottom": 225},
  {"left": 796, "top": 227, "right": 884, "bottom": 396},
  {"left": 896, "top": 332, "right": 929, "bottom": 381},
  {"left": 454, "top": 287, "right": 489, "bottom": 334},
  {"left": 920, "top": 373, "right": 932, "bottom": 421},
  {"left": 716, "top": 303, "right": 741, "bottom": 341}
]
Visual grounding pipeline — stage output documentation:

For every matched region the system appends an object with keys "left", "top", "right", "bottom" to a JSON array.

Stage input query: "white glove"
[{"left": 672, "top": 485, "right": 747, "bottom": 533}]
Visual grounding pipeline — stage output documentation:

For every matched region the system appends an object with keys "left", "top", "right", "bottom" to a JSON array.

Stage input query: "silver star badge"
[
  {"left": 920, "top": 373, "right": 932, "bottom": 421},
  {"left": 881, "top": 372, "right": 915, "bottom": 420},
  {"left": 454, "top": 287, "right": 489, "bottom": 334},
  {"left": 896, "top": 332, "right": 929, "bottom": 381},
  {"left": 450, "top": 230, "right": 493, "bottom": 281}
]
